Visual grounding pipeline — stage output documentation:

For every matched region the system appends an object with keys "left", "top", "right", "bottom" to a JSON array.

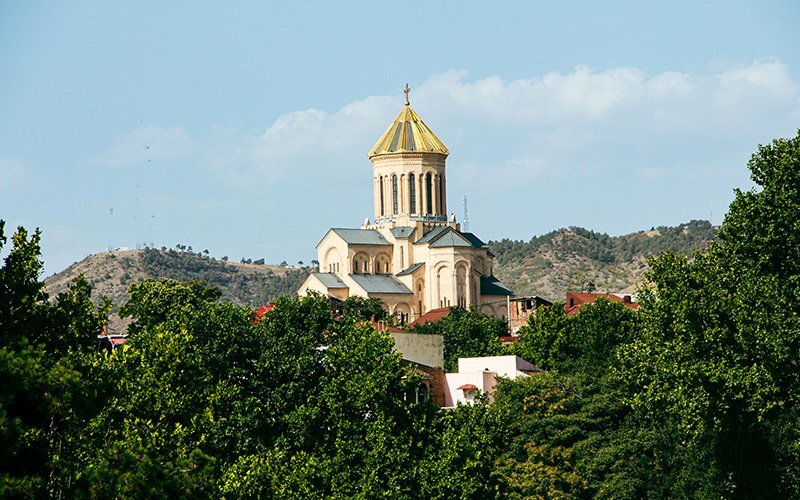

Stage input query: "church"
[{"left": 298, "top": 86, "right": 514, "bottom": 322}]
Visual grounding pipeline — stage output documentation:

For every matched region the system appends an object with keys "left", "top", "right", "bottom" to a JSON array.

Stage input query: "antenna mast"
[{"left": 462, "top": 196, "right": 469, "bottom": 232}]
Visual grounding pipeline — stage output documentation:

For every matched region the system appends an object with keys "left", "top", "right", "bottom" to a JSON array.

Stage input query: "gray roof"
[
  {"left": 312, "top": 272, "right": 348, "bottom": 289},
  {"left": 415, "top": 226, "right": 488, "bottom": 249},
  {"left": 350, "top": 274, "right": 412, "bottom": 294},
  {"left": 480, "top": 276, "right": 515, "bottom": 296},
  {"left": 330, "top": 228, "right": 391, "bottom": 245},
  {"left": 460, "top": 232, "right": 487, "bottom": 248},
  {"left": 391, "top": 226, "right": 415, "bottom": 239},
  {"left": 414, "top": 226, "right": 448, "bottom": 244},
  {"left": 396, "top": 262, "right": 424, "bottom": 276},
  {"left": 429, "top": 231, "right": 473, "bottom": 248}
]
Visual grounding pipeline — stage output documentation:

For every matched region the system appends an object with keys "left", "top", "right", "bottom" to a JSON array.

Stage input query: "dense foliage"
[
  {"left": 140, "top": 247, "right": 311, "bottom": 305},
  {"left": 2, "top": 131, "right": 799, "bottom": 497},
  {"left": 490, "top": 219, "right": 716, "bottom": 267},
  {"left": 409, "top": 307, "right": 507, "bottom": 371}
]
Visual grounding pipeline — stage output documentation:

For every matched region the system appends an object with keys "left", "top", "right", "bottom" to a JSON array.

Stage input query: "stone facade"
[{"left": 298, "top": 98, "right": 513, "bottom": 322}]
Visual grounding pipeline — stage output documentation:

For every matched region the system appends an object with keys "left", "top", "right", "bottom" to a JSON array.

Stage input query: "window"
[
  {"left": 425, "top": 174, "right": 432, "bottom": 214},
  {"left": 392, "top": 174, "right": 398, "bottom": 215},
  {"left": 380, "top": 177, "right": 385, "bottom": 217},
  {"left": 438, "top": 175, "right": 444, "bottom": 212},
  {"left": 409, "top": 174, "right": 416, "bottom": 213}
]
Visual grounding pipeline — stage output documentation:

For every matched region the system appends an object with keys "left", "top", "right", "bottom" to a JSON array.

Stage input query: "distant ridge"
[
  {"left": 44, "top": 248, "right": 313, "bottom": 332},
  {"left": 44, "top": 221, "right": 715, "bottom": 331},
  {"left": 491, "top": 219, "right": 716, "bottom": 301}
]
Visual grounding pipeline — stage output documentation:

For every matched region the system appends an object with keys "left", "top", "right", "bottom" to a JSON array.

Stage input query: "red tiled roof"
[
  {"left": 253, "top": 304, "right": 276, "bottom": 323},
  {"left": 109, "top": 338, "right": 127, "bottom": 346},
  {"left": 500, "top": 335, "right": 519, "bottom": 345},
  {"left": 457, "top": 384, "right": 479, "bottom": 391},
  {"left": 409, "top": 307, "right": 450, "bottom": 327},
  {"left": 564, "top": 292, "right": 638, "bottom": 316}
]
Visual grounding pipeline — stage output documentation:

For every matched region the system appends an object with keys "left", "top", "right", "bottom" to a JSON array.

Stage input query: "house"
[
  {"left": 508, "top": 295, "right": 553, "bottom": 332},
  {"left": 443, "top": 355, "right": 541, "bottom": 408},
  {"left": 564, "top": 291, "right": 638, "bottom": 316}
]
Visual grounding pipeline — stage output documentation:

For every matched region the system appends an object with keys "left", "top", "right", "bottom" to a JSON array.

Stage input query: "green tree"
[
  {"left": 119, "top": 278, "right": 222, "bottom": 335},
  {"left": 340, "top": 295, "right": 388, "bottom": 321},
  {"left": 618, "top": 131, "right": 800, "bottom": 497},
  {"left": 410, "top": 307, "right": 506, "bottom": 371},
  {"left": 416, "top": 397, "right": 507, "bottom": 499},
  {"left": 515, "top": 299, "right": 638, "bottom": 376},
  {"left": 0, "top": 222, "right": 110, "bottom": 497}
]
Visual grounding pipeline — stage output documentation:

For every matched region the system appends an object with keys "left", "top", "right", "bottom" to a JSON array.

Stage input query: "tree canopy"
[{"left": 2, "top": 130, "right": 799, "bottom": 497}]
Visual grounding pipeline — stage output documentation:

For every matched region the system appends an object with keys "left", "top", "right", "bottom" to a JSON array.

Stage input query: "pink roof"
[{"left": 457, "top": 383, "right": 479, "bottom": 391}]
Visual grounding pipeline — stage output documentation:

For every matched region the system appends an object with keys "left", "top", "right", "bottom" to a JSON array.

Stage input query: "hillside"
[
  {"left": 491, "top": 219, "right": 716, "bottom": 301},
  {"left": 44, "top": 248, "right": 313, "bottom": 331},
  {"left": 44, "top": 221, "right": 715, "bottom": 330}
]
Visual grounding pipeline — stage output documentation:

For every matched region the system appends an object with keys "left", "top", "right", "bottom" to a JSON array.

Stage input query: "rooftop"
[
  {"left": 410, "top": 307, "right": 451, "bottom": 327},
  {"left": 369, "top": 102, "right": 449, "bottom": 159},
  {"left": 328, "top": 228, "right": 391, "bottom": 246},
  {"left": 311, "top": 272, "right": 349, "bottom": 289},
  {"left": 397, "top": 262, "right": 424, "bottom": 276},
  {"left": 480, "top": 276, "right": 515, "bottom": 296},
  {"left": 565, "top": 292, "right": 639, "bottom": 316},
  {"left": 350, "top": 274, "right": 412, "bottom": 294}
]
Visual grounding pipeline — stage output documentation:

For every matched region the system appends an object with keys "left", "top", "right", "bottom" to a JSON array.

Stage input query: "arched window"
[
  {"left": 425, "top": 174, "right": 432, "bottom": 215},
  {"left": 379, "top": 177, "right": 385, "bottom": 217},
  {"left": 353, "top": 253, "right": 369, "bottom": 274},
  {"left": 438, "top": 175, "right": 444, "bottom": 213},
  {"left": 375, "top": 254, "right": 391, "bottom": 275},
  {"left": 392, "top": 174, "right": 398, "bottom": 215},
  {"left": 409, "top": 174, "right": 416, "bottom": 214}
]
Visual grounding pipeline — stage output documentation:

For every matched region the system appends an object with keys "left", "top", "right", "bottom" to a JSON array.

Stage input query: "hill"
[
  {"left": 44, "top": 220, "right": 715, "bottom": 330},
  {"left": 44, "top": 248, "right": 313, "bottom": 332},
  {"left": 490, "top": 219, "right": 716, "bottom": 301}
]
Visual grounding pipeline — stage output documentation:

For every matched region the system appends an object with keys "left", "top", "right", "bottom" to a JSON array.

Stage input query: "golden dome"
[{"left": 368, "top": 103, "right": 449, "bottom": 159}]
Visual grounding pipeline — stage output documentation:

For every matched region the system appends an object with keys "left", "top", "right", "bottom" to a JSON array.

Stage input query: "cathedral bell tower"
[{"left": 368, "top": 84, "right": 449, "bottom": 227}]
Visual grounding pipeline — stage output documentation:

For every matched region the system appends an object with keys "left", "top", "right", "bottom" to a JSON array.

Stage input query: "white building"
[{"left": 443, "top": 355, "right": 540, "bottom": 408}]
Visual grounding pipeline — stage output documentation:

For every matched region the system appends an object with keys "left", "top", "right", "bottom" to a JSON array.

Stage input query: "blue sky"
[{"left": 1, "top": 1, "right": 799, "bottom": 276}]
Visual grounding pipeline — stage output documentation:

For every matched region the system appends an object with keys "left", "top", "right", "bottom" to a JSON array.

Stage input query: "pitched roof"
[
  {"left": 253, "top": 304, "right": 276, "bottom": 323},
  {"left": 460, "top": 232, "right": 487, "bottom": 248},
  {"left": 369, "top": 104, "right": 449, "bottom": 159},
  {"left": 396, "top": 262, "right": 424, "bottom": 276},
  {"left": 311, "top": 272, "right": 349, "bottom": 289},
  {"left": 415, "top": 226, "right": 486, "bottom": 249},
  {"left": 391, "top": 226, "right": 415, "bottom": 239},
  {"left": 410, "top": 307, "right": 451, "bottom": 327},
  {"left": 480, "top": 276, "right": 515, "bottom": 296},
  {"left": 329, "top": 228, "right": 391, "bottom": 246},
  {"left": 565, "top": 292, "right": 639, "bottom": 316},
  {"left": 350, "top": 274, "right": 412, "bottom": 294},
  {"left": 429, "top": 231, "right": 473, "bottom": 248},
  {"left": 457, "top": 384, "right": 479, "bottom": 391},
  {"left": 415, "top": 226, "right": 448, "bottom": 244}
]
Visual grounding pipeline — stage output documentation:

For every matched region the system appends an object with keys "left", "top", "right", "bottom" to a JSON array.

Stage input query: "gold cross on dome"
[{"left": 404, "top": 83, "right": 411, "bottom": 105}]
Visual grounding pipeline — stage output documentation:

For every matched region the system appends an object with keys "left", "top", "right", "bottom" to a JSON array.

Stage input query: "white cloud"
[
  {"left": 98, "top": 125, "right": 195, "bottom": 168},
  {"left": 94, "top": 60, "right": 800, "bottom": 232}
]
